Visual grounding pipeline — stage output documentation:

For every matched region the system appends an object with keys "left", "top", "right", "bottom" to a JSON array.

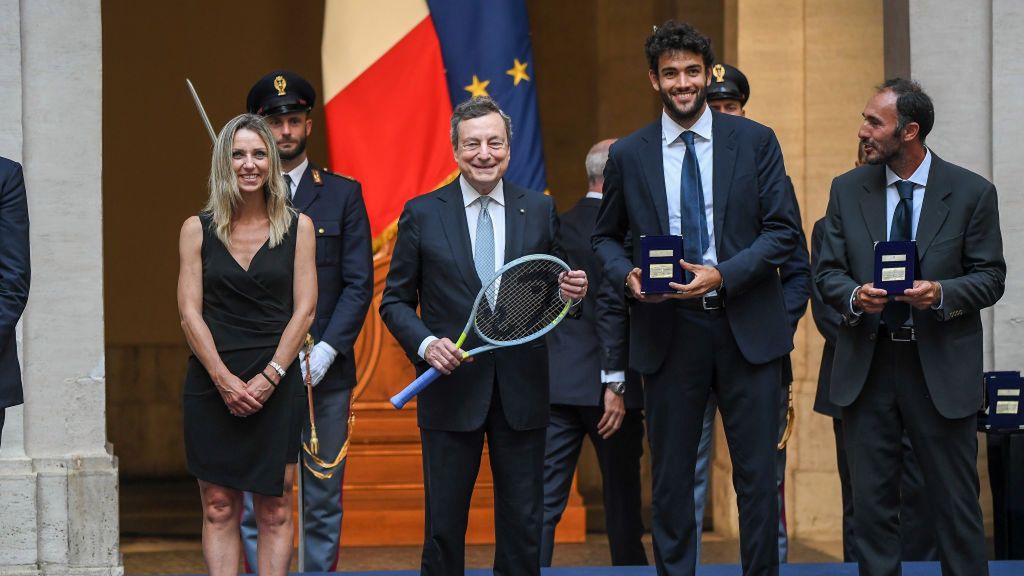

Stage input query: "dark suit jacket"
[
  {"left": 592, "top": 111, "right": 800, "bottom": 373},
  {"left": 816, "top": 153, "right": 1006, "bottom": 419},
  {"left": 547, "top": 196, "right": 642, "bottom": 410},
  {"left": 380, "top": 179, "right": 563, "bottom": 431},
  {"left": 295, "top": 162, "right": 373, "bottom": 393},
  {"left": 809, "top": 217, "right": 841, "bottom": 419},
  {"left": 0, "top": 157, "right": 30, "bottom": 409}
]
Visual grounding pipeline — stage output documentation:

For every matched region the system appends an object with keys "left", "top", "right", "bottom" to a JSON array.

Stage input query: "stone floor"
[
  {"left": 120, "top": 478, "right": 843, "bottom": 574},
  {"left": 121, "top": 533, "right": 845, "bottom": 574}
]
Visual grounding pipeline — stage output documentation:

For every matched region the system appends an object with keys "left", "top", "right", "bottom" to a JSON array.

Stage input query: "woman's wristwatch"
[{"left": 267, "top": 360, "right": 286, "bottom": 378}]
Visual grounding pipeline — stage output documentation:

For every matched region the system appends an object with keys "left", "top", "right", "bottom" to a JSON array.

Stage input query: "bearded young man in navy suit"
[
  {"left": 592, "top": 21, "right": 800, "bottom": 576},
  {"left": 380, "top": 96, "right": 588, "bottom": 576},
  {"left": 0, "top": 156, "right": 30, "bottom": 444}
]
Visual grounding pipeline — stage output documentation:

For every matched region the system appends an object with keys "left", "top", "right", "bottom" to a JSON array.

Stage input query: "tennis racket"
[{"left": 390, "top": 253, "right": 575, "bottom": 409}]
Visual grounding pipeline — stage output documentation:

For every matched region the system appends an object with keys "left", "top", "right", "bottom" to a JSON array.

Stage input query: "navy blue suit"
[
  {"left": 541, "top": 196, "right": 647, "bottom": 566},
  {"left": 242, "top": 162, "right": 373, "bottom": 572},
  {"left": 593, "top": 110, "right": 799, "bottom": 576},
  {"left": 380, "top": 178, "right": 565, "bottom": 575},
  {"left": 0, "top": 157, "right": 30, "bottom": 440}
]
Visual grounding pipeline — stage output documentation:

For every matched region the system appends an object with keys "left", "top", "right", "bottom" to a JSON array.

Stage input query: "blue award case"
[
  {"left": 874, "top": 240, "right": 916, "bottom": 295},
  {"left": 979, "top": 371, "right": 1024, "bottom": 432},
  {"left": 640, "top": 235, "right": 684, "bottom": 294}
]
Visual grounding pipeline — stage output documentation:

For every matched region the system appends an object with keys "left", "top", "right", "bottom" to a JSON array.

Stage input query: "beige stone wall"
[{"left": 710, "top": 0, "right": 885, "bottom": 540}]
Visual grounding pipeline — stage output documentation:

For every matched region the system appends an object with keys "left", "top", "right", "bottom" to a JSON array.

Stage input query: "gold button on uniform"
[{"left": 318, "top": 228, "right": 325, "bottom": 234}]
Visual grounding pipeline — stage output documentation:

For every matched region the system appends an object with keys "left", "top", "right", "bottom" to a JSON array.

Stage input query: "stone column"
[{"left": 0, "top": 1, "right": 122, "bottom": 574}]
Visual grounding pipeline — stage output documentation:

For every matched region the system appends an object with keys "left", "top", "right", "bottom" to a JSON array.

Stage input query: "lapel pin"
[{"left": 520, "top": 208, "right": 525, "bottom": 214}]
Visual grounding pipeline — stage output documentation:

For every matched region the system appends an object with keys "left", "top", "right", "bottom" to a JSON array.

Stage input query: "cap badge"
[
  {"left": 712, "top": 64, "right": 725, "bottom": 83},
  {"left": 273, "top": 75, "right": 287, "bottom": 96}
]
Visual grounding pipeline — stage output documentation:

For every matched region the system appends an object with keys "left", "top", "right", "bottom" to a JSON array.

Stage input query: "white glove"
[{"left": 299, "top": 341, "right": 338, "bottom": 387}]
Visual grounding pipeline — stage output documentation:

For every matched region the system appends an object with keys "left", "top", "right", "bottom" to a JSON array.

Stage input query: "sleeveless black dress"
[{"left": 183, "top": 213, "right": 304, "bottom": 496}]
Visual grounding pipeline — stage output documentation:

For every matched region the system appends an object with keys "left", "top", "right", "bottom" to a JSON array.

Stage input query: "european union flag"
[{"left": 427, "top": 0, "right": 548, "bottom": 194}]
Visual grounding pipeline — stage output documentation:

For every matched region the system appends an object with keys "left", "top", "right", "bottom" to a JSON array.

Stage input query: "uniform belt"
[
  {"left": 678, "top": 294, "right": 724, "bottom": 311},
  {"left": 881, "top": 324, "right": 916, "bottom": 342}
]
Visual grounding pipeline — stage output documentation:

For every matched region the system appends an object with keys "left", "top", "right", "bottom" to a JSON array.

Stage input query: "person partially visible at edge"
[
  {"left": 177, "top": 113, "right": 316, "bottom": 576},
  {"left": 0, "top": 156, "right": 30, "bottom": 444}
]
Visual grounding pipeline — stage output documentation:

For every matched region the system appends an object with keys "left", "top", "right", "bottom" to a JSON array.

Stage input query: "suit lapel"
[
  {"left": 859, "top": 166, "right": 887, "bottom": 244},
  {"left": 637, "top": 122, "right": 669, "bottom": 235},
  {"left": 914, "top": 154, "right": 951, "bottom": 260},
  {"left": 504, "top": 183, "right": 526, "bottom": 263},
  {"left": 711, "top": 114, "right": 736, "bottom": 242},
  {"left": 438, "top": 181, "right": 481, "bottom": 292},
  {"left": 292, "top": 163, "right": 322, "bottom": 212}
]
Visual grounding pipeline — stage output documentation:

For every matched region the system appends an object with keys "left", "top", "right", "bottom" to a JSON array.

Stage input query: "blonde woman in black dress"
[{"left": 178, "top": 113, "right": 316, "bottom": 576}]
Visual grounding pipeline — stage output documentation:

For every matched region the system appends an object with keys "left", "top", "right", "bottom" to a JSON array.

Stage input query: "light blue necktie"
[
  {"left": 681, "top": 131, "right": 709, "bottom": 282},
  {"left": 474, "top": 196, "right": 495, "bottom": 297}
]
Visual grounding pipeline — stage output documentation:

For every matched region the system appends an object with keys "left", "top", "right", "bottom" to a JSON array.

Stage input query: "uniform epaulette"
[{"left": 321, "top": 167, "right": 358, "bottom": 183}]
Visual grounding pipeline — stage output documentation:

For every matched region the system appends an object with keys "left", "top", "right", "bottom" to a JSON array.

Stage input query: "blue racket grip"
[{"left": 391, "top": 367, "right": 443, "bottom": 409}]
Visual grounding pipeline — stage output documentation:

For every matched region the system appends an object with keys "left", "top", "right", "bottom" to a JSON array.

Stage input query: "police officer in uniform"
[
  {"left": 690, "top": 63, "right": 811, "bottom": 564},
  {"left": 240, "top": 70, "right": 373, "bottom": 572}
]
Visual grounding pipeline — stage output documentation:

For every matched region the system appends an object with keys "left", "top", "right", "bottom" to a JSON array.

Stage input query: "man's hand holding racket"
[
  {"left": 424, "top": 338, "right": 469, "bottom": 375},
  {"left": 391, "top": 254, "right": 585, "bottom": 409},
  {"left": 559, "top": 269, "right": 588, "bottom": 301}
]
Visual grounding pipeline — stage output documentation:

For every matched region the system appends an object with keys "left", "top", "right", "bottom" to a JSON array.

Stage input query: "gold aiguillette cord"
[{"left": 301, "top": 333, "right": 355, "bottom": 480}]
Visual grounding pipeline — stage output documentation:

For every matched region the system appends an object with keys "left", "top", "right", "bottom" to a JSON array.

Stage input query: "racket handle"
[{"left": 390, "top": 367, "right": 442, "bottom": 409}]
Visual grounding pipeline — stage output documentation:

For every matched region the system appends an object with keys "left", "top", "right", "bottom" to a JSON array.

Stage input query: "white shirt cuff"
[
  {"left": 601, "top": 370, "right": 626, "bottom": 383},
  {"left": 849, "top": 287, "right": 863, "bottom": 317},
  {"left": 417, "top": 336, "right": 438, "bottom": 359}
]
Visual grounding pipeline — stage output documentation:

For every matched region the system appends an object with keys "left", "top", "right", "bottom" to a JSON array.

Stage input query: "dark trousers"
[
  {"left": 420, "top": 382, "right": 546, "bottom": 576},
  {"left": 645, "top": 307, "right": 780, "bottom": 576},
  {"left": 0, "top": 408, "right": 5, "bottom": 444},
  {"left": 540, "top": 403, "right": 647, "bottom": 566},
  {"left": 842, "top": 336, "right": 986, "bottom": 576},
  {"left": 987, "top": 432, "right": 1024, "bottom": 559},
  {"left": 832, "top": 418, "right": 938, "bottom": 564}
]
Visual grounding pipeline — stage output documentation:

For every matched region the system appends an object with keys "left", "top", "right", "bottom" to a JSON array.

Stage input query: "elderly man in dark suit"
[
  {"left": 380, "top": 96, "right": 587, "bottom": 576},
  {"left": 816, "top": 78, "right": 1005, "bottom": 576},
  {"left": 240, "top": 70, "right": 374, "bottom": 572},
  {"left": 540, "top": 139, "right": 647, "bottom": 567},
  {"left": 592, "top": 21, "right": 800, "bottom": 576},
  {"left": 0, "top": 156, "right": 29, "bottom": 444}
]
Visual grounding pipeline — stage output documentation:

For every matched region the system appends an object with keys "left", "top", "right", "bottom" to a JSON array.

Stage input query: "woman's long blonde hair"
[{"left": 203, "top": 113, "right": 294, "bottom": 248}]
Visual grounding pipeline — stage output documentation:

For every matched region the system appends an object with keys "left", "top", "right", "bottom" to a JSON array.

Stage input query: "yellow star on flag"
[
  {"left": 464, "top": 75, "right": 490, "bottom": 98},
  {"left": 506, "top": 58, "right": 531, "bottom": 86}
]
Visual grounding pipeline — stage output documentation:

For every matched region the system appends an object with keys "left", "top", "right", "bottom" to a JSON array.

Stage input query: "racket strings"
[{"left": 475, "top": 260, "right": 569, "bottom": 343}]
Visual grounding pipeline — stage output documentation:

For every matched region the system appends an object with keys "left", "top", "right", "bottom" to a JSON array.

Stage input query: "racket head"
[{"left": 470, "top": 254, "right": 574, "bottom": 347}]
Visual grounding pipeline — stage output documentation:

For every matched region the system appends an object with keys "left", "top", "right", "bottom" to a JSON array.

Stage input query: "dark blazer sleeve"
[
  {"left": 714, "top": 125, "right": 800, "bottom": 296},
  {"left": 779, "top": 178, "right": 810, "bottom": 332},
  {"left": 934, "top": 181, "right": 1005, "bottom": 319},
  {"left": 0, "top": 159, "right": 30, "bottom": 340},
  {"left": 319, "top": 182, "right": 374, "bottom": 355},
  {"left": 810, "top": 217, "right": 840, "bottom": 345},
  {"left": 379, "top": 201, "right": 432, "bottom": 360}
]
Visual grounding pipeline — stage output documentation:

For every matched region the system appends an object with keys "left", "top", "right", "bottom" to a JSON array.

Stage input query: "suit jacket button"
[{"left": 869, "top": 333, "right": 876, "bottom": 341}]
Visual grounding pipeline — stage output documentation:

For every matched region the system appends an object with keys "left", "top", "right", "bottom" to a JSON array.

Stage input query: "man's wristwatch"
[{"left": 606, "top": 381, "right": 626, "bottom": 396}]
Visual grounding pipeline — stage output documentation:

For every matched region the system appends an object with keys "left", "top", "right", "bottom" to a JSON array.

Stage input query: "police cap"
[
  {"left": 707, "top": 63, "right": 749, "bottom": 106},
  {"left": 246, "top": 70, "right": 316, "bottom": 117}
]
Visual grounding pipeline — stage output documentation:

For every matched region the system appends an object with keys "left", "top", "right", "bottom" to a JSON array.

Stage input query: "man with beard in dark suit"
[
  {"left": 816, "top": 78, "right": 1004, "bottom": 576},
  {"left": 540, "top": 139, "right": 647, "bottom": 567},
  {"left": 593, "top": 21, "right": 800, "bottom": 576}
]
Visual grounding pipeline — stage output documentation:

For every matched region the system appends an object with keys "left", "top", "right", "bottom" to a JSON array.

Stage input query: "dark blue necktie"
[
  {"left": 883, "top": 180, "right": 915, "bottom": 327},
  {"left": 680, "top": 131, "right": 709, "bottom": 282}
]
